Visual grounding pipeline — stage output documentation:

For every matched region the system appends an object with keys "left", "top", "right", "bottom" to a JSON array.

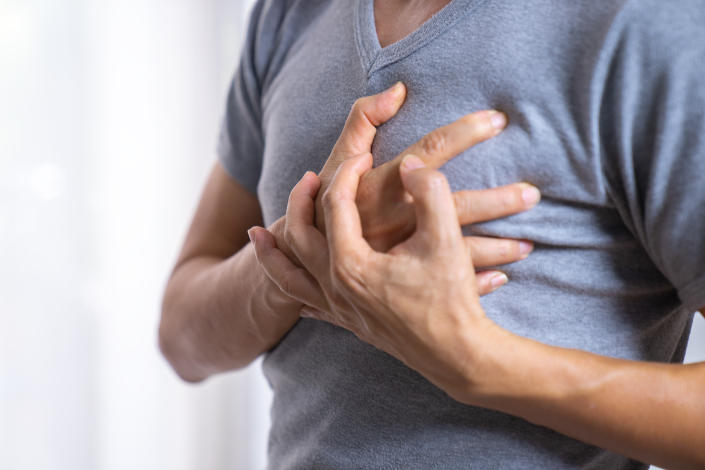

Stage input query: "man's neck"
[{"left": 374, "top": 0, "right": 453, "bottom": 48}]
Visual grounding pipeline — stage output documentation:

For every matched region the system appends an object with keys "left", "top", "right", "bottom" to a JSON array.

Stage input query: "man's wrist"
[
  {"left": 453, "top": 313, "right": 556, "bottom": 411},
  {"left": 457, "top": 317, "right": 593, "bottom": 418},
  {"left": 454, "top": 315, "right": 509, "bottom": 402}
]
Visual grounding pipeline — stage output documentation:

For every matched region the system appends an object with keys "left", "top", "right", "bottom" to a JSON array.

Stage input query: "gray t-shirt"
[{"left": 217, "top": 0, "right": 705, "bottom": 468}]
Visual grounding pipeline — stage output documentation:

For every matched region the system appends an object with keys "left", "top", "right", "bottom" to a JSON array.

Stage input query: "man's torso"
[{"left": 242, "top": 0, "right": 699, "bottom": 468}]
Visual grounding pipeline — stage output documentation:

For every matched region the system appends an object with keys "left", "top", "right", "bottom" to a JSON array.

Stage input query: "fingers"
[
  {"left": 398, "top": 154, "right": 460, "bottom": 242},
  {"left": 285, "top": 171, "right": 319, "bottom": 229},
  {"left": 475, "top": 270, "right": 509, "bottom": 296},
  {"left": 464, "top": 236, "right": 533, "bottom": 267},
  {"left": 321, "top": 153, "right": 374, "bottom": 265},
  {"left": 249, "top": 227, "right": 329, "bottom": 312},
  {"left": 283, "top": 171, "right": 329, "bottom": 281},
  {"left": 453, "top": 183, "right": 541, "bottom": 225},
  {"left": 331, "top": 82, "right": 406, "bottom": 157},
  {"left": 396, "top": 110, "right": 507, "bottom": 170}
]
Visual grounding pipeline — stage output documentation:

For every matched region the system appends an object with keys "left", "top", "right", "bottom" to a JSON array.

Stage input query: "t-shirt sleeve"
[
  {"left": 216, "top": 0, "right": 286, "bottom": 194},
  {"left": 600, "top": 1, "right": 705, "bottom": 312}
]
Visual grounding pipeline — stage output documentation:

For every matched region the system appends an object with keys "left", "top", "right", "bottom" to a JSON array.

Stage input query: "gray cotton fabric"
[{"left": 217, "top": 0, "right": 705, "bottom": 468}]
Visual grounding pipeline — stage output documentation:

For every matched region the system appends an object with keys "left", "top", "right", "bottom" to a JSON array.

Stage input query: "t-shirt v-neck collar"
[{"left": 354, "top": 0, "right": 486, "bottom": 76}]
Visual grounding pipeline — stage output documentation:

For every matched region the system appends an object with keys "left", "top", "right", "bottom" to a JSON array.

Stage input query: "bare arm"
[
  {"left": 252, "top": 158, "right": 705, "bottom": 469},
  {"left": 158, "top": 161, "right": 302, "bottom": 382},
  {"left": 468, "top": 321, "right": 705, "bottom": 470}
]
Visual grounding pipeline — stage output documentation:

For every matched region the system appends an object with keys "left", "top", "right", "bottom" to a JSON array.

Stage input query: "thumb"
[{"left": 331, "top": 82, "right": 406, "bottom": 158}]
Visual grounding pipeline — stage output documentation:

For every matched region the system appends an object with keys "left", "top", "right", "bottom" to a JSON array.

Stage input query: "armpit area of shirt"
[{"left": 679, "top": 274, "right": 705, "bottom": 314}]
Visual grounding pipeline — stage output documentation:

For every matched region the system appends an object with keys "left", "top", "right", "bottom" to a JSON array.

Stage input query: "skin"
[
  {"left": 251, "top": 153, "right": 705, "bottom": 470},
  {"left": 164, "top": 1, "right": 705, "bottom": 466},
  {"left": 374, "top": 0, "right": 451, "bottom": 47},
  {"left": 159, "top": 83, "right": 539, "bottom": 382}
]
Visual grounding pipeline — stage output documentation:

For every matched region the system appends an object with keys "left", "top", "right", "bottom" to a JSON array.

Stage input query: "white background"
[
  {"left": 0, "top": 1, "right": 703, "bottom": 469},
  {"left": 0, "top": 0, "right": 269, "bottom": 469}
]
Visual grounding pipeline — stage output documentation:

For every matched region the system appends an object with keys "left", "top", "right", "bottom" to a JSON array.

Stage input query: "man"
[{"left": 160, "top": 0, "right": 705, "bottom": 468}]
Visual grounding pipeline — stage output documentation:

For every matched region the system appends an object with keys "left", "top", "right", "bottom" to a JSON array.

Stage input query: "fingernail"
[
  {"left": 387, "top": 81, "right": 404, "bottom": 96},
  {"left": 247, "top": 228, "right": 256, "bottom": 246},
  {"left": 489, "top": 111, "right": 507, "bottom": 131},
  {"left": 519, "top": 241, "right": 534, "bottom": 257},
  {"left": 520, "top": 184, "right": 541, "bottom": 207},
  {"left": 401, "top": 154, "right": 425, "bottom": 171},
  {"left": 490, "top": 273, "right": 509, "bottom": 290}
]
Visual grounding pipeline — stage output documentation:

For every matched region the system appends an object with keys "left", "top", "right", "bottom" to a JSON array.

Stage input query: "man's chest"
[{"left": 256, "top": 0, "right": 615, "bottom": 242}]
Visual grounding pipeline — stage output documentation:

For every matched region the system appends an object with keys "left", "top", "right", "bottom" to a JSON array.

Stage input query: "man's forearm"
[
  {"left": 465, "top": 323, "right": 705, "bottom": 469},
  {"left": 159, "top": 218, "right": 302, "bottom": 382}
]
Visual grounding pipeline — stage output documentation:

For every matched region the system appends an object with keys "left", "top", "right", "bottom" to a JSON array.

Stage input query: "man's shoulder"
[
  {"left": 614, "top": 0, "right": 705, "bottom": 46},
  {"left": 248, "top": 0, "right": 338, "bottom": 64}
]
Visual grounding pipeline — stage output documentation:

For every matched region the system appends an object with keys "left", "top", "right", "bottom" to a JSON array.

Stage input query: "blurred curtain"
[{"left": 0, "top": 0, "right": 270, "bottom": 469}]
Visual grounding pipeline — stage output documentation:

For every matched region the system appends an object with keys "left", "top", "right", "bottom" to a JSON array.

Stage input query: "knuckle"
[
  {"left": 283, "top": 227, "right": 296, "bottom": 249},
  {"left": 419, "top": 130, "right": 448, "bottom": 156},
  {"left": 507, "top": 187, "right": 525, "bottom": 209},
  {"left": 460, "top": 113, "right": 493, "bottom": 139},
  {"left": 454, "top": 191, "right": 471, "bottom": 215},
  {"left": 499, "top": 241, "right": 512, "bottom": 258},
  {"left": 321, "top": 187, "right": 336, "bottom": 210},
  {"left": 355, "top": 174, "right": 373, "bottom": 201},
  {"left": 350, "top": 97, "right": 368, "bottom": 117},
  {"left": 497, "top": 192, "right": 516, "bottom": 212},
  {"left": 476, "top": 277, "right": 491, "bottom": 296},
  {"left": 277, "top": 270, "right": 294, "bottom": 297},
  {"left": 502, "top": 240, "right": 520, "bottom": 258},
  {"left": 419, "top": 171, "right": 448, "bottom": 193},
  {"left": 323, "top": 187, "right": 349, "bottom": 212},
  {"left": 283, "top": 222, "right": 297, "bottom": 247},
  {"left": 460, "top": 112, "right": 483, "bottom": 127},
  {"left": 489, "top": 187, "right": 521, "bottom": 213},
  {"left": 331, "top": 255, "right": 363, "bottom": 288}
]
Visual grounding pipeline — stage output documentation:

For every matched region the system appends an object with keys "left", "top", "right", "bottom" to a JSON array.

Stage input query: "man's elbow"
[{"left": 157, "top": 310, "right": 209, "bottom": 384}]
